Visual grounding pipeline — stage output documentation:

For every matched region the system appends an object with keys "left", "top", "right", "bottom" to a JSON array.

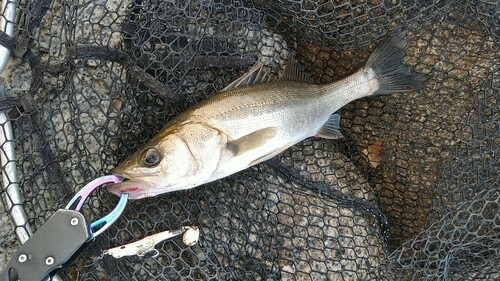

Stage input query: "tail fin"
[{"left": 365, "top": 33, "right": 425, "bottom": 95}]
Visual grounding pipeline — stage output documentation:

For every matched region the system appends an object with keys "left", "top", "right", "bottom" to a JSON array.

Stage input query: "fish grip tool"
[{"left": 0, "top": 175, "right": 128, "bottom": 281}]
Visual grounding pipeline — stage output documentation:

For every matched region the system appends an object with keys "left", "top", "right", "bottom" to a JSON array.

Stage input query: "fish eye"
[{"left": 142, "top": 148, "right": 162, "bottom": 167}]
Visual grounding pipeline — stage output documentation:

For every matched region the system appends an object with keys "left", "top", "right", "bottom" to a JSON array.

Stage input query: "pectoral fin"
[
  {"left": 227, "top": 127, "right": 278, "bottom": 156},
  {"left": 317, "top": 114, "right": 344, "bottom": 139}
]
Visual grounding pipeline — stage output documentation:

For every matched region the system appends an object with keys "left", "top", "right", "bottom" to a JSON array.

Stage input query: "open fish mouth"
[{"left": 107, "top": 179, "right": 157, "bottom": 200}]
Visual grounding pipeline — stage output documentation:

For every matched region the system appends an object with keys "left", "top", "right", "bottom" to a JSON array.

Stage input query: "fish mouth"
[{"left": 107, "top": 178, "right": 158, "bottom": 200}]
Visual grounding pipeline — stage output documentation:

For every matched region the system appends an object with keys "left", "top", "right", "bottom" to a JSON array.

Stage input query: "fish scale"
[{"left": 196, "top": 82, "right": 330, "bottom": 136}]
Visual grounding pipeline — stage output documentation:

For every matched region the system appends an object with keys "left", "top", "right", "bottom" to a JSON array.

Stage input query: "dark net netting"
[{"left": 0, "top": 0, "right": 498, "bottom": 280}]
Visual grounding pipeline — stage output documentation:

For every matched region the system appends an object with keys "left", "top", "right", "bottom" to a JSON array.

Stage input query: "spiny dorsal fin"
[
  {"left": 222, "top": 63, "right": 272, "bottom": 91},
  {"left": 280, "top": 56, "right": 312, "bottom": 83},
  {"left": 226, "top": 127, "right": 278, "bottom": 156},
  {"left": 317, "top": 114, "right": 344, "bottom": 139}
]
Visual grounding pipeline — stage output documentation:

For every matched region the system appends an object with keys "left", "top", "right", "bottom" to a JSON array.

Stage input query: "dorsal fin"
[
  {"left": 280, "top": 56, "right": 312, "bottom": 83},
  {"left": 222, "top": 62, "right": 272, "bottom": 91}
]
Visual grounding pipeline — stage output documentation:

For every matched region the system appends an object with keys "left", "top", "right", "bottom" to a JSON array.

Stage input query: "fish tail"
[{"left": 364, "top": 33, "right": 425, "bottom": 95}]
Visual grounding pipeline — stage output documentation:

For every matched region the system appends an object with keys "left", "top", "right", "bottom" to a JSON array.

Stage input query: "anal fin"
[{"left": 317, "top": 114, "right": 344, "bottom": 139}]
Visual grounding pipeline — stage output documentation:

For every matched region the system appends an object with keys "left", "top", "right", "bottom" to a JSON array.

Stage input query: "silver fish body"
[
  {"left": 109, "top": 35, "right": 424, "bottom": 199},
  {"left": 187, "top": 72, "right": 375, "bottom": 176}
]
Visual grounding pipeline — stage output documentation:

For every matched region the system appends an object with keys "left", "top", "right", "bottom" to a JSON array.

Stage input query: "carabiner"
[{"left": 65, "top": 175, "right": 129, "bottom": 239}]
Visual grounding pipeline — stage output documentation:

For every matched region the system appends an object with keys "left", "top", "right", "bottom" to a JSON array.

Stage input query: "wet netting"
[{"left": 0, "top": 0, "right": 498, "bottom": 280}]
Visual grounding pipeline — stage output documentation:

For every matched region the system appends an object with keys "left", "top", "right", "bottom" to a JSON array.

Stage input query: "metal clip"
[
  {"left": 65, "top": 175, "right": 129, "bottom": 239},
  {"left": 0, "top": 175, "right": 129, "bottom": 281}
]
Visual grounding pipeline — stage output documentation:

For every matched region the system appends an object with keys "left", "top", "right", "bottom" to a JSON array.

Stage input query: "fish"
[{"left": 108, "top": 34, "right": 425, "bottom": 199}]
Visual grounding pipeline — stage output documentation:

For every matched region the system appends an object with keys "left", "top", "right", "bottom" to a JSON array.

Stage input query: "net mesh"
[{"left": 0, "top": 0, "right": 498, "bottom": 280}]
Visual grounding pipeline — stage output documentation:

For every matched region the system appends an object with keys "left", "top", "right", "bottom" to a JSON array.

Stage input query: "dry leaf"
[{"left": 362, "top": 140, "right": 384, "bottom": 168}]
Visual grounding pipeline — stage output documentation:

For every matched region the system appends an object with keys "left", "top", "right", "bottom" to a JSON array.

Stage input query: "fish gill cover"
[{"left": 0, "top": 0, "right": 498, "bottom": 280}]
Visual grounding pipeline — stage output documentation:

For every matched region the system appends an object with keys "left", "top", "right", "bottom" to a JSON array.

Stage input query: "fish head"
[{"left": 108, "top": 134, "right": 201, "bottom": 199}]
